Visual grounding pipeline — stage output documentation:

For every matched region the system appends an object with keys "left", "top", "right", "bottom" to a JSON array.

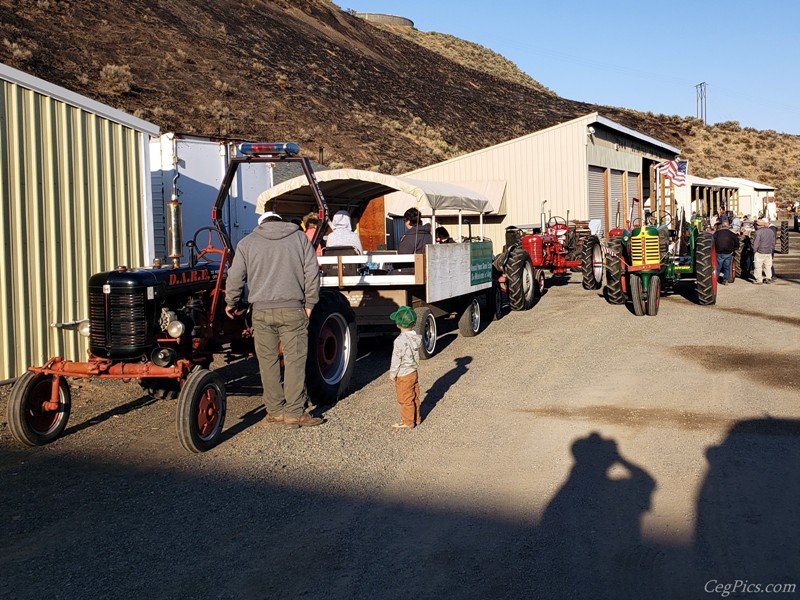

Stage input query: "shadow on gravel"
[
  {"left": 420, "top": 356, "right": 472, "bottom": 421},
  {"left": 2, "top": 420, "right": 797, "bottom": 599},
  {"left": 715, "top": 306, "right": 800, "bottom": 328},
  {"left": 671, "top": 345, "right": 799, "bottom": 390},
  {"left": 61, "top": 394, "right": 157, "bottom": 439},
  {"left": 692, "top": 418, "right": 800, "bottom": 594}
]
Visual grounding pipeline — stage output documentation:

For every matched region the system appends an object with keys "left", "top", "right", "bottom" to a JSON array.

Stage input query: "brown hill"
[{"left": 2, "top": 0, "right": 799, "bottom": 199}]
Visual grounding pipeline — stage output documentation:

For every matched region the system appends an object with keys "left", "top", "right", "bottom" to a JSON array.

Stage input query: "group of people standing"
[{"left": 713, "top": 212, "right": 777, "bottom": 285}]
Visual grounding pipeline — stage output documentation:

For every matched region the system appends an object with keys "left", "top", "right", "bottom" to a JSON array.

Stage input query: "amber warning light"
[{"left": 238, "top": 142, "right": 300, "bottom": 157}]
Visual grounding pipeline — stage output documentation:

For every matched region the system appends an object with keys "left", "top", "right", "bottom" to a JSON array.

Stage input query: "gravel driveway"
[{"left": 2, "top": 234, "right": 799, "bottom": 600}]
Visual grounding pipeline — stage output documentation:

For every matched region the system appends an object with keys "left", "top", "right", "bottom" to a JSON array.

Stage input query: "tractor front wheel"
[
  {"left": 581, "top": 235, "right": 603, "bottom": 290},
  {"left": 630, "top": 274, "right": 646, "bottom": 316},
  {"left": 604, "top": 238, "right": 626, "bottom": 305},
  {"left": 695, "top": 232, "right": 718, "bottom": 305},
  {"left": 7, "top": 372, "right": 71, "bottom": 446},
  {"left": 176, "top": 369, "right": 226, "bottom": 453},
  {"left": 646, "top": 275, "right": 661, "bottom": 316},
  {"left": 506, "top": 247, "right": 536, "bottom": 311}
]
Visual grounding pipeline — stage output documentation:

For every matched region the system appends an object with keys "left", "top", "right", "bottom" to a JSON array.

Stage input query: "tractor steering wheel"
[
  {"left": 658, "top": 210, "right": 672, "bottom": 227},
  {"left": 547, "top": 216, "right": 569, "bottom": 235},
  {"left": 547, "top": 216, "right": 568, "bottom": 228},
  {"left": 630, "top": 217, "right": 642, "bottom": 228},
  {"left": 191, "top": 226, "right": 226, "bottom": 263}
]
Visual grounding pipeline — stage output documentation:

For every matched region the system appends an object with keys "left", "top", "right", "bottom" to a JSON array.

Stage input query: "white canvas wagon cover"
[{"left": 256, "top": 168, "right": 492, "bottom": 215}]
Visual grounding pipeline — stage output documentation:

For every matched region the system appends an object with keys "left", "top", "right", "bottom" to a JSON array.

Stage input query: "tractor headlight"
[
  {"left": 166, "top": 320, "right": 186, "bottom": 339},
  {"left": 77, "top": 320, "right": 91, "bottom": 337}
]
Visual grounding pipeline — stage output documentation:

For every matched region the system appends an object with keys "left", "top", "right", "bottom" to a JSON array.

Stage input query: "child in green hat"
[{"left": 388, "top": 305, "right": 422, "bottom": 429}]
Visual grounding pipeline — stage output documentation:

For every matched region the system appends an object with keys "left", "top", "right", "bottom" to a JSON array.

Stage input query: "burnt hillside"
[{"left": 1, "top": 0, "right": 798, "bottom": 197}]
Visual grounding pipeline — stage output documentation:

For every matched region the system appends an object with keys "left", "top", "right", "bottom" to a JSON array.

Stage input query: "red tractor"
[
  {"left": 494, "top": 202, "right": 604, "bottom": 311},
  {"left": 6, "top": 143, "right": 358, "bottom": 453}
]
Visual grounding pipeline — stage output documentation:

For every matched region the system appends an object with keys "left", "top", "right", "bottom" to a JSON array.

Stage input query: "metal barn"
[
  {"left": 0, "top": 63, "right": 159, "bottom": 381},
  {"left": 385, "top": 112, "right": 679, "bottom": 252}
]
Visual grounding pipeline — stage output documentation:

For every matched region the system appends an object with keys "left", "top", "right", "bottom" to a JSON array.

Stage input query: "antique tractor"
[
  {"left": 7, "top": 143, "right": 357, "bottom": 453},
  {"left": 494, "top": 202, "right": 604, "bottom": 311},
  {"left": 602, "top": 210, "right": 717, "bottom": 316}
]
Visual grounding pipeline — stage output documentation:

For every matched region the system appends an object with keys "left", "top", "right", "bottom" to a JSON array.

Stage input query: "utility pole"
[{"left": 695, "top": 82, "right": 707, "bottom": 124}]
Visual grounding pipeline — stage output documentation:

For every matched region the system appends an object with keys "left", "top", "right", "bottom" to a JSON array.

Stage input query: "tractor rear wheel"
[
  {"left": 604, "top": 238, "right": 626, "bottom": 305},
  {"left": 414, "top": 307, "right": 437, "bottom": 360},
  {"left": 630, "top": 274, "right": 646, "bottom": 316},
  {"left": 458, "top": 296, "right": 482, "bottom": 337},
  {"left": 646, "top": 275, "right": 661, "bottom": 316},
  {"left": 695, "top": 232, "right": 718, "bottom": 305},
  {"left": 780, "top": 221, "right": 789, "bottom": 254},
  {"left": 176, "top": 368, "right": 226, "bottom": 453},
  {"left": 306, "top": 291, "right": 358, "bottom": 405},
  {"left": 581, "top": 235, "right": 603, "bottom": 290},
  {"left": 8, "top": 372, "right": 71, "bottom": 446},
  {"left": 506, "top": 247, "right": 535, "bottom": 311}
]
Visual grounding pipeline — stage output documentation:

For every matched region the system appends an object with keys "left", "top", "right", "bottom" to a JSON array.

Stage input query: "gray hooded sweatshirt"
[
  {"left": 325, "top": 211, "right": 363, "bottom": 253},
  {"left": 226, "top": 221, "right": 320, "bottom": 311}
]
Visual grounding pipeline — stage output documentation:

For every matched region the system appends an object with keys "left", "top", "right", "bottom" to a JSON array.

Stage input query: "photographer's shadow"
[{"left": 534, "top": 432, "right": 661, "bottom": 599}]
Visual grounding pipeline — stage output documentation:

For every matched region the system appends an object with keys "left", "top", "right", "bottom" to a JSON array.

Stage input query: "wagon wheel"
[
  {"left": 176, "top": 369, "right": 226, "bottom": 453},
  {"left": 414, "top": 307, "right": 437, "bottom": 360},
  {"left": 7, "top": 372, "right": 71, "bottom": 446},
  {"left": 458, "top": 296, "right": 482, "bottom": 337}
]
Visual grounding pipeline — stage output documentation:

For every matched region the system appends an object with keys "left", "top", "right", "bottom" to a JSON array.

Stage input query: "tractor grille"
[
  {"left": 630, "top": 233, "right": 661, "bottom": 266},
  {"left": 89, "top": 290, "right": 148, "bottom": 349}
]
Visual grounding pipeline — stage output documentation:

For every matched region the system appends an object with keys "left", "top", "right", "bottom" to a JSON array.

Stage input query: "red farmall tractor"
[
  {"left": 7, "top": 143, "right": 357, "bottom": 453},
  {"left": 494, "top": 201, "right": 604, "bottom": 311}
]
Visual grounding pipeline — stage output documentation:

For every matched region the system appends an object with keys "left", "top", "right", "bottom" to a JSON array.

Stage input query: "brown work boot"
[
  {"left": 283, "top": 413, "right": 324, "bottom": 428},
  {"left": 263, "top": 413, "right": 284, "bottom": 425}
]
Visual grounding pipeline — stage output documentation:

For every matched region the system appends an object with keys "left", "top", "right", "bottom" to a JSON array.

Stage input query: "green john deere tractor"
[{"left": 603, "top": 211, "right": 717, "bottom": 316}]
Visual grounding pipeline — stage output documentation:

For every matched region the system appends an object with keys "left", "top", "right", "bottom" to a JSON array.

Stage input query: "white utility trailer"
[
  {"left": 257, "top": 169, "right": 495, "bottom": 358},
  {"left": 150, "top": 133, "right": 271, "bottom": 260}
]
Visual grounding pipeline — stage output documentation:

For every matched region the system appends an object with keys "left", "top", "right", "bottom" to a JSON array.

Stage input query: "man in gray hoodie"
[{"left": 225, "top": 211, "right": 323, "bottom": 427}]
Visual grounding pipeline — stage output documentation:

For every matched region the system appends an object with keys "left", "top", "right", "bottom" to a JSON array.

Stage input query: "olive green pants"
[{"left": 252, "top": 307, "right": 309, "bottom": 417}]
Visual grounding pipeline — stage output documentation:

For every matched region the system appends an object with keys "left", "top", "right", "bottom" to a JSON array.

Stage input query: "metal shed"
[
  {"left": 385, "top": 112, "right": 679, "bottom": 252},
  {"left": 0, "top": 63, "right": 159, "bottom": 381},
  {"left": 711, "top": 176, "right": 776, "bottom": 217},
  {"left": 674, "top": 175, "right": 741, "bottom": 218}
]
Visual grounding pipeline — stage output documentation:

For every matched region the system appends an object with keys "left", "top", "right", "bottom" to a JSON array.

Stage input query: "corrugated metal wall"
[
  {"left": 390, "top": 117, "right": 591, "bottom": 251},
  {"left": 0, "top": 78, "right": 150, "bottom": 380}
]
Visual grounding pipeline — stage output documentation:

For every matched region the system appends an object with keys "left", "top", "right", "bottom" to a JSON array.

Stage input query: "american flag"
[{"left": 657, "top": 159, "right": 688, "bottom": 187}]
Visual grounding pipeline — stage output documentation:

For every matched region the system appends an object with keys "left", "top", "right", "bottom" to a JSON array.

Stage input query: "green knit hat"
[{"left": 390, "top": 305, "right": 416, "bottom": 328}]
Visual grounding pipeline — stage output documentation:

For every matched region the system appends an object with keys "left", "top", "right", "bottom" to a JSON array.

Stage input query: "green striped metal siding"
[{"left": 0, "top": 80, "right": 148, "bottom": 380}]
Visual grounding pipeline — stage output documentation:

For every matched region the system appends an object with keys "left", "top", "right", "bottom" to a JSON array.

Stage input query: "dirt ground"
[{"left": 1, "top": 234, "right": 799, "bottom": 600}]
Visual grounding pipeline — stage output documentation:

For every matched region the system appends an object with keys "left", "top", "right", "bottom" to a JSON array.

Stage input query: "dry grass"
[{"left": 97, "top": 64, "right": 133, "bottom": 96}]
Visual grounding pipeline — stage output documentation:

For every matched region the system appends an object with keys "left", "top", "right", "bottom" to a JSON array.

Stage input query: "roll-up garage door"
[
  {"left": 609, "top": 170, "right": 624, "bottom": 230},
  {"left": 627, "top": 172, "right": 640, "bottom": 226},
  {"left": 588, "top": 166, "right": 606, "bottom": 235}
]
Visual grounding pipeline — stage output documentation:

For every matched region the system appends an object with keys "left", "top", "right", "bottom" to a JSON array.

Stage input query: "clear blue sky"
[{"left": 340, "top": 0, "right": 800, "bottom": 135}]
